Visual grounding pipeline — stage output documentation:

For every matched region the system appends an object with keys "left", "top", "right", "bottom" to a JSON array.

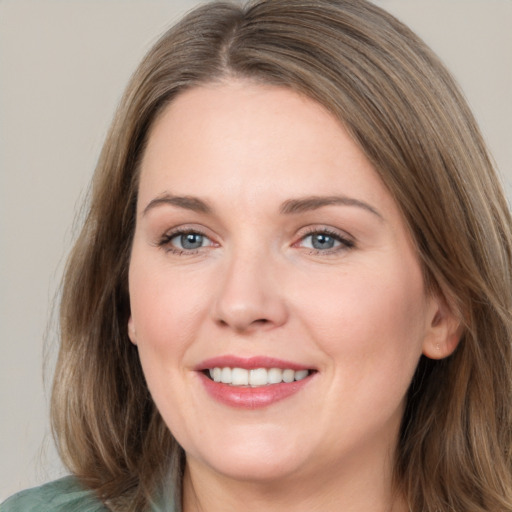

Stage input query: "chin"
[
  {"left": 183, "top": 428, "right": 309, "bottom": 483},
  {"left": 197, "top": 454, "right": 305, "bottom": 483}
]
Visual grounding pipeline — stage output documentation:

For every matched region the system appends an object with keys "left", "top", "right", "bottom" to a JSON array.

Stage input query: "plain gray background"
[{"left": 1, "top": 0, "right": 511, "bottom": 501}]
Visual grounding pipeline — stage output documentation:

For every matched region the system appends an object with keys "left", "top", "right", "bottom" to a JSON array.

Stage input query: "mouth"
[
  {"left": 203, "top": 367, "right": 313, "bottom": 387},
  {"left": 196, "top": 356, "right": 316, "bottom": 408}
]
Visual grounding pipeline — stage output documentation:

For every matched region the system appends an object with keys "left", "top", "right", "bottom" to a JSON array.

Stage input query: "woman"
[{"left": 3, "top": 0, "right": 512, "bottom": 511}]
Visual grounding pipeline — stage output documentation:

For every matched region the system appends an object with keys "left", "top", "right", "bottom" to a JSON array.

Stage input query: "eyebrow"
[
  {"left": 142, "top": 193, "right": 382, "bottom": 220},
  {"left": 143, "top": 194, "right": 212, "bottom": 216},
  {"left": 280, "top": 195, "right": 383, "bottom": 219}
]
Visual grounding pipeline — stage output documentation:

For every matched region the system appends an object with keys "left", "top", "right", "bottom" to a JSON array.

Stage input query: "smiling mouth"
[{"left": 204, "top": 367, "right": 313, "bottom": 387}]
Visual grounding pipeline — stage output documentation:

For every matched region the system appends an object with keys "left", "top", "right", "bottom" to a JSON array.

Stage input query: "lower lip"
[{"left": 199, "top": 372, "right": 313, "bottom": 409}]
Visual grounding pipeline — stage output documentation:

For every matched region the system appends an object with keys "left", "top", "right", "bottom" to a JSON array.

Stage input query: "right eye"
[{"left": 159, "top": 229, "right": 215, "bottom": 254}]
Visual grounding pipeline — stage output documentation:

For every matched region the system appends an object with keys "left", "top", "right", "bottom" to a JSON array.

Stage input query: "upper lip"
[{"left": 195, "top": 355, "right": 313, "bottom": 371}]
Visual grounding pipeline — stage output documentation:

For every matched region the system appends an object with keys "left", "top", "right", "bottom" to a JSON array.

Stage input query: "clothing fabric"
[
  {"left": 0, "top": 477, "right": 176, "bottom": 512},
  {"left": 0, "top": 477, "right": 109, "bottom": 512}
]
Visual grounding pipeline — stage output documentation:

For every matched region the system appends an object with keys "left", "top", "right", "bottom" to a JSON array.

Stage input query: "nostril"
[
  {"left": 213, "top": 290, "right": 288, "bottom": 331},
  {"left": 216, "top": 316, "right": 271, "bottom": 332}
]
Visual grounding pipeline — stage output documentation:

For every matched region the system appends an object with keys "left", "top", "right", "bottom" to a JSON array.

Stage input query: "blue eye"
[
  {"left": 159, "top": 230, "right": 213, "bottom": 253},
  {"left": 299, "top": 230, "right": 353, "bottom": 252},
  {"left": 307, "top": 233, "right": 338, "bottom": 250},
  {"left": 174, "top": 232, "right": 207, "bottom": 250}
]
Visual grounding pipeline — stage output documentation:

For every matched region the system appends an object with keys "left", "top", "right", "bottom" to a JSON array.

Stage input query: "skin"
[{"left": 128, "top": 80, "right": 460, "bottom": 512}]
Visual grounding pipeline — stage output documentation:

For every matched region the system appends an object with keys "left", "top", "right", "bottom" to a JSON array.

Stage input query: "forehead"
[{"left": 138, "top": 80, "right": 393, "bottom": 216}]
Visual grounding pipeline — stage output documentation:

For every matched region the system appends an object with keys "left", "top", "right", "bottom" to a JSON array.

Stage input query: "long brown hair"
[{"left": 51, "top": 1, "right": 512, "bottom": 510}]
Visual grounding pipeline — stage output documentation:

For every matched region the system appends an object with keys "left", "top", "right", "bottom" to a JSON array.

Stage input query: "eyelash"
[
  {"left": 157, "top": 227, "right": 213, "bottom": 255},
  {"left": 157, "top": 227, "right": 355, "bottom": 256},
  {"left": 296, "top": 227, "right": 355, "bottom": 255}
]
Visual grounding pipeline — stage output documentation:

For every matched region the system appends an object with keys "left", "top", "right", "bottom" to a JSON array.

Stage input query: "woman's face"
[{"left": 128, "top": 80, "right": 454, "bottom": 487}]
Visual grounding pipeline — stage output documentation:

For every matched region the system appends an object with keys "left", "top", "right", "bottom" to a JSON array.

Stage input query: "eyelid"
[
  {"left": 294, "top": 225, "right": 355, "bottom": 253},
  {"left": 154, "top": 223, "right": 354, "bottom": 256},
  {"left": 156, "top": 225, "right": 218, "bottom": 254}
]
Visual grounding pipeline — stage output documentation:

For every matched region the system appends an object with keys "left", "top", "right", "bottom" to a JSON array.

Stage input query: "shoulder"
[{"left": 1, "top": 476, "right": 109, "bottom": 512}]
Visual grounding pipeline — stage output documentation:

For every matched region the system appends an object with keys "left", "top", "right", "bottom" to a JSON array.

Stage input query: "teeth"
[
  {"left": 294, "top": 369, "right": 309, "bottom": 381},
  {"left": 231, "top": 367, "right": 249, "bottom": 386},
  {"left": 221, "top": 367, "right": 231, "bottom": 384},
  {"left": 268, "top": 368, "right": 283, "bottom": 384},
  {"left": 212, "top": 367, "right": 222, "bottom": 382},
  {"left": 207, "top": 367, "right": 311, "bottom": 387},
  {"left": 249, "top": 368, "right": 267, "bottom": 386},
  {"left": 282, "top": 369, "right": 295, "bottom": 383}
]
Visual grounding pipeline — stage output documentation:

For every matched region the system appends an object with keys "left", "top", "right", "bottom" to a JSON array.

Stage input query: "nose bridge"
[{"left": 213, "top": 236, "right": 288, "bottom": 332}]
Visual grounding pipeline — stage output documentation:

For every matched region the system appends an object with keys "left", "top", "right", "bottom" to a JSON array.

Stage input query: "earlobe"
[
  {"left": 127, "top": 316, "right": 137, "bottom": 345},
  {"left": 422, "top": 296, "right": 463, "bottom": 360}
]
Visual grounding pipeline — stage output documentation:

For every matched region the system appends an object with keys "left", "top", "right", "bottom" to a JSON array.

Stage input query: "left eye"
[
  {"left": 299, "top": 231, "right": 352, "bottom": 251},
  {"left": 169, "top": 232, "right": 213, "bottom": 250}
]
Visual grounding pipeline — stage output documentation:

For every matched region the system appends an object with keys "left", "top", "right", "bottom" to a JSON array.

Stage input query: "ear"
[
  {"left": 422, "top": 294, "right": 462, "bottom": 360},
  {"left": 127, "top": 316, "right": 137, "bottom": 345}
]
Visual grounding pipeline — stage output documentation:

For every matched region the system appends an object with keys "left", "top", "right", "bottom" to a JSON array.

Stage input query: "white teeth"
[
  {"left": 221, "top": 367, "right": 231, "bottom": 384},
  {"left": 212, "top": 367, "right": 222, "bottom": 382},
  {"left": 249, "top": 368, "right": 267, "bottom": 386},
  {"left": 231, "top": 368, "right": 249, "bottom": 386},
  {"left": 294, "top": 369, "right": 309, "bottom": 381},
  {"left": 282, "top": 369, "right": 295, "bottom": 383},
  {"left": 268, "top": 368, "right": 283, "bottom": 384},
  {"left": 207, "top": 367, "right": 311, "bottom": 387}
]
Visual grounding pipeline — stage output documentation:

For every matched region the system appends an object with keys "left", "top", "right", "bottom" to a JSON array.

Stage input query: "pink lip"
[
  {"left": 198, "top": 374, "right": 312, "bottom": 409},
  {"left": 196, "top": 355, "right": 311, "bottom": 371},
  {"left": 195, "top": 355, "right": 315, "bottom": 409}
]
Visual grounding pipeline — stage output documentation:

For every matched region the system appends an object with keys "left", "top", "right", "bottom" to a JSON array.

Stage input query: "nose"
[{"left": 212, "top": 246, "right": 289, "bottom": 333}]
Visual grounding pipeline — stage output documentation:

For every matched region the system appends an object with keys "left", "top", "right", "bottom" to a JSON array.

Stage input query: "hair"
[{"left": 51, "top": 0, "right": 512, "bottom": 510}]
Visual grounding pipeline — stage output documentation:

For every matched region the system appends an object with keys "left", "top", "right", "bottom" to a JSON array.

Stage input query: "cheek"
[
  {"left": 128, "top": 255, "right": 209, "bottom": 359},
  {"left": 127, "top": 256, "right": 210, "bottom": 421},
  {"left": 299, "top": 258, "right": 428, "bottom": 378}
]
